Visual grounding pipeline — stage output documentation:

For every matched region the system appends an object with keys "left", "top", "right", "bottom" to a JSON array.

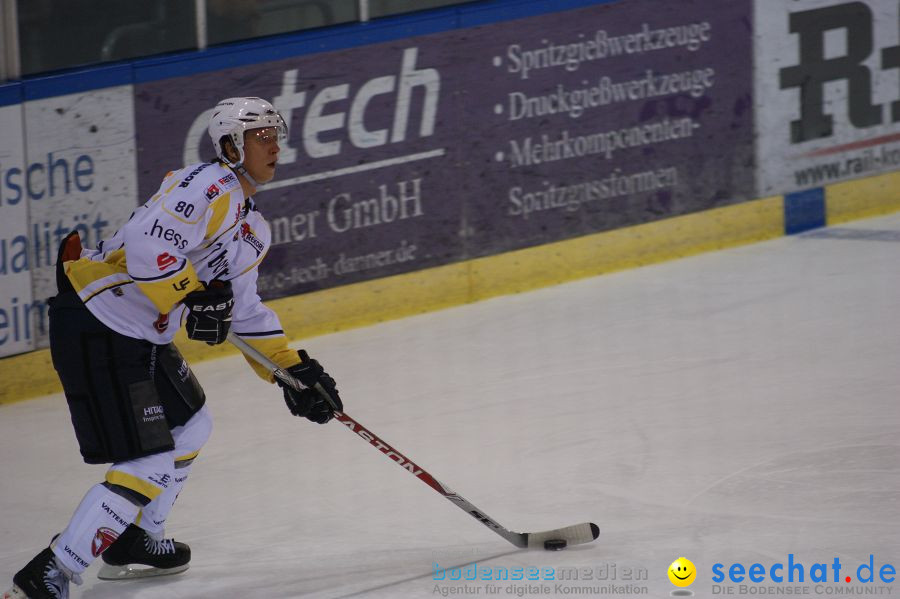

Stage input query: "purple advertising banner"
[{"left": 134, "top": 0, "right": 753, "bottom": 300}]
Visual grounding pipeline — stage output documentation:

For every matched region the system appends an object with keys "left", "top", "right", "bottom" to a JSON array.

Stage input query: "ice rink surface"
[{"left": 2, "top": 213, "right": 899, "bottom": 598}]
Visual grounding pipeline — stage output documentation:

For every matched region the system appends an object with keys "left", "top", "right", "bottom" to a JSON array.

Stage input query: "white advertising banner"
[
  {"left": 0, "top": 102, "right": 34, "bottom": 358},
  {"left": 755, "top": 0, "right": 900, "bottom": 195},
  {"left": 23, "top": 85, "right": 138, "bottom": 348}
]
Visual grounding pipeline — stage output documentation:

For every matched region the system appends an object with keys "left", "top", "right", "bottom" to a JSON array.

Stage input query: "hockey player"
[{"left": 4, "top": 97, "right": 342, "bottom": 599}]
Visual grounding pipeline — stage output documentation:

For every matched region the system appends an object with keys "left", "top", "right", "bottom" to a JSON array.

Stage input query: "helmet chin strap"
[
  {"left": 233, "top": 162, "right": 259, "bottom": 190},
  {"left": 224, "top": 142, "right": 259, "bottom": 190}
]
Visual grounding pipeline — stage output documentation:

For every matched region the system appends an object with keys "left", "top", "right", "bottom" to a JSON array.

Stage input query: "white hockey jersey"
[{"left": 64, "top": 161, "right": 300, "bottom": 380}]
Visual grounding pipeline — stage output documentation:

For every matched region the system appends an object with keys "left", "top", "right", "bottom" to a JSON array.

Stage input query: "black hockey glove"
[
  {"left": 184, "top": 280, "right": 234, "bottom": 345},
  {"left": 279, "top": 350, "right": 343, "bottom": 424}
]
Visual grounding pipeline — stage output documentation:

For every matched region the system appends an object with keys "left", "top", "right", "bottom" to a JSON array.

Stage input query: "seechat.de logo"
[{"left": 712, "top": 554, "right": 896, "bottom": 585}]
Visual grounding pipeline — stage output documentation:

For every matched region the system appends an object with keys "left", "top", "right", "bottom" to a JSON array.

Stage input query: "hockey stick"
[{"left": 228, "top": 332, "right": 599, "bottom": 550}]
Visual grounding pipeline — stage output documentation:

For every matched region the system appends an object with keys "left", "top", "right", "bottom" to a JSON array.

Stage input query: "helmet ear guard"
[{"left": 218, "top": 136, "right": 240, "bottom": 165}]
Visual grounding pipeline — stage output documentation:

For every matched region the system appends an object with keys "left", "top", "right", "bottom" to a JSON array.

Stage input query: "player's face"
[{"left": 243, "top": 127, "right": 281, "bottom": 184}]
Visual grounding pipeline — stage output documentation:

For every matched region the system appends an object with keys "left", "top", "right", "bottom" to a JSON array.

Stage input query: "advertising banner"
[
  {"left": 0, "top": 103, "right": 33, "bottom": 358},
  {"left": 135, "top": 0, "right": 753, "bottom": 301},
  {"left": 22, "top": 85, "right": 139, "bottom": 347},
  {"left": 755, "top": 0, "right": 900, "bottom": 195},
  {"left": 457, "top": 0, "right": 753, "bottom": 258}
]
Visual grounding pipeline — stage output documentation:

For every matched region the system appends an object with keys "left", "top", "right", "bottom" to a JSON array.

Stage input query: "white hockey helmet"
[{"left": 208, "top": 97, "right": 287, "bottom": 167}]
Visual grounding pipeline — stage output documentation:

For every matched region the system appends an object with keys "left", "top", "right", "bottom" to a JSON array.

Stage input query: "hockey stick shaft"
[{"left": 228, "top": 333, "right": 598, "bottom": 549}]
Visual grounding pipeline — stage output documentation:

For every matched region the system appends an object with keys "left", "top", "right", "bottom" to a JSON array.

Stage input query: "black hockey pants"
[{"left": 49, "top": 259, "right": 206, "bottom": 464}]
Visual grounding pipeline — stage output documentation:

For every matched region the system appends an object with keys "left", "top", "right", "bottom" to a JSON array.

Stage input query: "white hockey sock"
[
  {"left": 134, "top": 407, "right": 211, "bottom": 539},
  {"left": 136, "top": 463, "right": 192, "bottom": 539},
  {"left": 51, "top": 483, "right": 140, "bottom": 574}
]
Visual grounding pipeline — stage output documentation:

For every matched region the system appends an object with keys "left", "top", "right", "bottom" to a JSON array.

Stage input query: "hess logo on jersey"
[
  {"left": 146, "top": 219, "right": 189, "bottom": 250},
  {"left": 91, "top": 527, "right": 119, "bottom": 557},
  {"left": 157, "top": 252, "right": 178, "bottom": 271}
]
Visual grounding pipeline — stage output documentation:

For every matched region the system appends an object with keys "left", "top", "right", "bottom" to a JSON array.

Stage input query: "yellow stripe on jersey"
[
  {"left": 105, "top": 470, "right": 164, "bottom": 501},
  {"left": 205, "top": 192, "right": 234, "bottom": 239},
  {"left": 240, "top": 335, "right": 301, "bottom": 382},
  {"left": 135, "top": 261, "right": 203, "bottom": 314},
  {"left": 65, "top": 250, "right": 128, "bottom": 294},
  {"left": 81, "top": 280, "right": 133, "bottom": 303},
  {"left": 144, "top": 175, "right": 181, "bottom": 209},
  {"left": 237, "top": 251, "right": 266, "bottom": 277}
]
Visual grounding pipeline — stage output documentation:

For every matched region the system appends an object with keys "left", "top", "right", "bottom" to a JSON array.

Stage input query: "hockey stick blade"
[
  {"left": 229, "top": 333, "right": 600, "bottom": 550},
  {"left": 523, "top": 522, "right": 600, "bottom": 549}
]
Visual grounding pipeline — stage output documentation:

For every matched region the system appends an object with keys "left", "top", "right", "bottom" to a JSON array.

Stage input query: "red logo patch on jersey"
[
  {"left": 157, "top": 252, "right": 177, "bottom": 270},
  {"left": 219, "top": 173, "right": 236, "bottom": 186},
  {"left": 241, "top": 222, "right": 264, "bottom": 256},
  {"left": 153, "top": 312, "right": 169, "bottom": 333},
  {"left": 205, "top": 184, "right": 221, "bottom": 200},
  {"left": 91, "top": 527, "right": 119, "bottom": 557}
]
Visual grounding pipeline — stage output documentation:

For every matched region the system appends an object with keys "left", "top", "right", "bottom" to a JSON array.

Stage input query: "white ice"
[{"left": 2, "top": 213, "right": 899, "bottom": 598}]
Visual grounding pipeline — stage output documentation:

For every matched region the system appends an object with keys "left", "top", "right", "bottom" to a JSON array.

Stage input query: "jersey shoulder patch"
[
  {"left": 201, "top": 169, "right": 241, "bottom": 204},
  {"left": 214, "top": 170, "right": 241, "bottom": 193}
]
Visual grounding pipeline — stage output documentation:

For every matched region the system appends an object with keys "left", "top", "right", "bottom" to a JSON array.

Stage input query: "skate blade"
[
  {"left": 2, "top": 585, "right": 27, "bottom": 599},
  {"left": 97, "top": 562, "right": 189, "bottom": 580}
]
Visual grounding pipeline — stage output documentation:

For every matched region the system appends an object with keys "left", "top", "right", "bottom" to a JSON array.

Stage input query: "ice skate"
[
  {"left": 97, "top": 524, "right": 190, "bottom": 580},
  {"left": 3, "top": 547, "right": 82, "bottom": 599}
]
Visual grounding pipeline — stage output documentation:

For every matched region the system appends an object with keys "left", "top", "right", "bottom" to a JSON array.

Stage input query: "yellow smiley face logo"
[{"left": 668, "top": 557, "right": 696, "bottom": 587}]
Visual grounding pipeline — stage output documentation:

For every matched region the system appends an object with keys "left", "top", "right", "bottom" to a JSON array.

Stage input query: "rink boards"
[{"left": 3, "top": 171, "right": 898, "bottom": 404}]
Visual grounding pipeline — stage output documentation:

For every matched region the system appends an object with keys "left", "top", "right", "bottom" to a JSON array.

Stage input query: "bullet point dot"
[
  {"left": 495, "top": 151, "right": 504, "bottom": 162},
  {"left": 494, "top": 104, "right": 503, "bottom": 115},
  {"left": 846, "top": 577, "right": 851, "bottom": 583},
  {"left": 492, "top": 56, "right": 502, "bottom": 67}
]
